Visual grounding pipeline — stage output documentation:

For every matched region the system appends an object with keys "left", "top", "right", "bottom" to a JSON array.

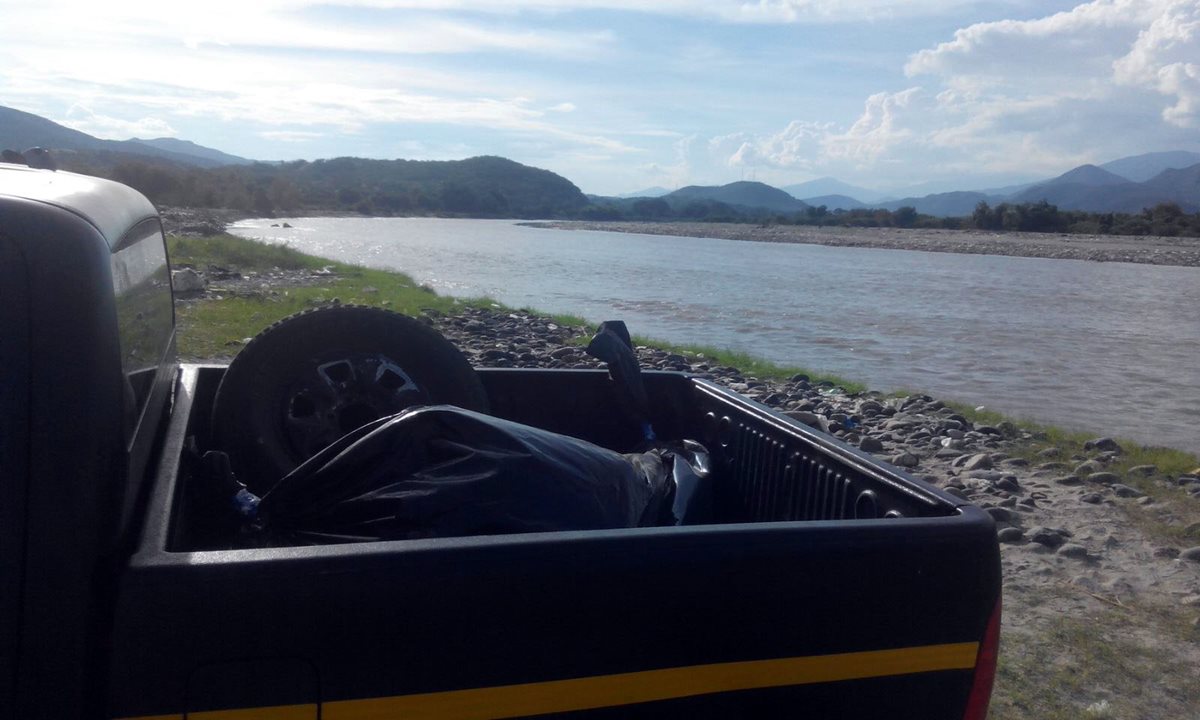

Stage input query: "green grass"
[
  {"left": 168, "top": 233, "right": 330, "bottom": 272},
  {"left": 936, "top": 399, "right": 1200, "bottom": 544},
  {"left": 991, "top": 603, "right": 1200, "bottom": 720},
  {"left": 942, "top": 399, "right": 1198, "bottom": 477},
  {"left": 628, "top": 336, "right": 868, "bottom": 391},
  {"left": 169, "top": 234, "right": 493, "bottom": 358},
  {"left": 516, "top": 307, "right": 594, "bottom": 331}
]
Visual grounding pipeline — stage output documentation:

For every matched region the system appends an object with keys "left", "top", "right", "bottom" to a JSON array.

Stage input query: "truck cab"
[{"left": 0, "top": 164, "right": 1001, "bottom": 720}]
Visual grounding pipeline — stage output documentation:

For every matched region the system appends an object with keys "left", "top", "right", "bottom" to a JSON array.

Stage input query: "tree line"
[
  {"left": 54, "top": 152, "right": 589, "bottom": 218},
  {"left": 968, "top": 200, "right": 1200, "bottom": 237},
  {"left": 585, "top": 197, "right": 1200, "bottom": 237},
  {"left": 52, "top": 150, "right": 1200, "bottom": 237}
]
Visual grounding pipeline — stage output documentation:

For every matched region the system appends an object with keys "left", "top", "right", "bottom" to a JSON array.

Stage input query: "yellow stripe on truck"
[
  {"left": 191, "top": 704, "right": 317, "bottom": 720},
  {"left": 118, "top": 641, "right": 980, "bottom": 720}
]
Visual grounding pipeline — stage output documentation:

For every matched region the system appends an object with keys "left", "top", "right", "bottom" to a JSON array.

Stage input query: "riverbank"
[
  {"left": 528, "top": 220, "right": 1200, "bottom": 267},
  {"left": 170, "top": 232, "right": 1200, "bottom": 720}
]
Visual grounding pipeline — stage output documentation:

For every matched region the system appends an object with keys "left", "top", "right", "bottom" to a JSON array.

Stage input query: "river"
[{"left": 229, "top": 217, "right": 1200, "bottom": 453}]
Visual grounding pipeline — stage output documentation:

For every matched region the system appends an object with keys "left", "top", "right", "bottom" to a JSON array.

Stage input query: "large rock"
[
  {"left": 1057, "top": 544, "right": 1090, "bottom": 559},
  {"left": 171, "top": 267, "right": 206, "bottom": 293},
  {"left": 962, "top": 453, "right": 994, "bottom": 472},
  {"left": 1084, "top": 437, "right": 1123, "bottom": 453},
  {"left": 785, "top": 411, "right": 825, "bottom": 431},
  {"left": 858, "top": 436, "right": 884, "bottom": 453},
  {"left": 997, "top": 527, "right": 1024, "bottom": 543},
  {"left": 1030, "top": 527, "right": 1067, "bottom": 549},
  {"left": 986, "top": 507, "right": 1018, "bottom": 524}
]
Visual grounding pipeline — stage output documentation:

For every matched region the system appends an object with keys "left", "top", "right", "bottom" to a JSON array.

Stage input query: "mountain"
[
  {"left": 1011, "top": 164, "right": 1138, "bottom": 210},
  {"left": 666, "top": 181, "right": 808, "bottom": 213},
  {"left": 1011, "top": 162, "right": 1200, "bottom": 213},
  {"left": 800, "top": 194, "right": 866, "bottom": 211},
  {"left": 0, "top": 105, "right": 247, "bottom": 168},
  {"left": 1138, "top": 163, "right": 1200, "bottom": 210},
  {"left": 977, "top": 180, "right": 1039, "bottom": 197},
  {"left": 783, "top": 177, "right": 884, "bottom": 203},
  {"left": 47, "top": 152, "right": 589, "bottom": 217},
  {"left": 265, "top": 155, "right": 589, "bottom": 216},
  {"left": 874, "top": 191, "right": 996, "bottom": 217},
  {"left": 1100, "top": 151, "right": 1200, "bottom": 183},
  {"left": 617, "top": 186, "right": 671, "bottom": 198},
  {"left": 1041, "top": 164, "right": 1130, "bottom": 188},
  {"left": 130, "top": 137, "right": 250, "bottom": 166}
]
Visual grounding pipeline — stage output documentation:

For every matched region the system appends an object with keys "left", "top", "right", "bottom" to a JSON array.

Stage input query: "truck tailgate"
[{"left": 108, "top": 366, "right": 1001, "bottom": 719}]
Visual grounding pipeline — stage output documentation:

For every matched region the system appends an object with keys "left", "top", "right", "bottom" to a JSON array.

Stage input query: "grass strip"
[
  {"left": 991, "top": 602, "right": 1200, "bottom": 720},
  {"left": 169, "top": 234, "right": 494, "bottom": 358}
]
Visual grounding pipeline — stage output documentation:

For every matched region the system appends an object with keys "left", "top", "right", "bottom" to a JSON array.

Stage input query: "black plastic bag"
[{"left": 249, "top": 405, "right": 683, "bottom": 545}]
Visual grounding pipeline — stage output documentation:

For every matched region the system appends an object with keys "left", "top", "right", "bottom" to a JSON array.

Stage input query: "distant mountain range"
[
  {"left": 617, "top": 186, "right": 671, "bottom": 198},
  {"left": 614, "top": 151, "right": 1200, "bottom": 217},
  {"left": 783, "top": 177, "right": 887, "bottom": 204},
  {"left": 783, "top": 151, "right": 1200, "bottom": 216},
  {"left": 0, "top": 105, "right": 586, "bottom": 217},
  {"left": 800, "top": 194, "right": 866, "bottom": 211},
  {"left": 0, "top": 105, "right": 251, "bottom": 168},
  {"left": 127, "top": 137, "right": 251, "bottom": 167},
  {"left": 1010, "top": 161, "right": 1200, "bottom": 213},
  {"left": 665, "top": 181, "right": 809, "bottom": 213},
  {"left": 4, "top": 104, "right": 1199, "bottom": 218},
  {"left": 1099, "top": 151, "right": 1200, "bottom": 182}
]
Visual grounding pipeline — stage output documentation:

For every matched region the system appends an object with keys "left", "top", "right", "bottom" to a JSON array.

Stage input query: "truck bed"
[{"left": 108, "top": 365, "right": 1001, "bottom": 719}]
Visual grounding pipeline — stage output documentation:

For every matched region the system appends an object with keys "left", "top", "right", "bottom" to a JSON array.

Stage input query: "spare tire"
[{"left": 210, "top": 305, "right": 488, "bottom": 493}]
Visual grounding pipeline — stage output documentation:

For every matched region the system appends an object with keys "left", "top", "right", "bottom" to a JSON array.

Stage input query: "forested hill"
[
  {"left": 666, "top": 181, "right": 809, "bottom": 213},
  {"left": 50, "top": 152, "right": 590, "bottom": 218}
]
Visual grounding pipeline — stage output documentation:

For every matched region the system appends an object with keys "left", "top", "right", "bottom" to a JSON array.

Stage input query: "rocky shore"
[
  {"left": 160, "top": 206, "right": 249, "bottom": 237},
  {"left": 530, "top": 220, "right": 1200, "bottom": 267}
]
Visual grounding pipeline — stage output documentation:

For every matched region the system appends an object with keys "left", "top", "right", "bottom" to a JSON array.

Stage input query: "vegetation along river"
[{"left": 230, "top": 218, "right": 1200, "bottom": 453}]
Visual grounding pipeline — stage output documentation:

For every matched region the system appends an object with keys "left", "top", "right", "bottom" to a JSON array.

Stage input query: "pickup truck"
[{"left": 0, "top": 162, "right": 1001, "bottom": 719}]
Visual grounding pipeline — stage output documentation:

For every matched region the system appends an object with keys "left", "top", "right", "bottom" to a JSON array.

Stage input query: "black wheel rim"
[{"left": 280, "top": 352, "right": 427, "bottom": 461}]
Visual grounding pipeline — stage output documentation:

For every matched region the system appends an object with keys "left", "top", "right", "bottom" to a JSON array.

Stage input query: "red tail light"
[{"left": 962, "top": 597, "right": 1002, "bottom": 720}]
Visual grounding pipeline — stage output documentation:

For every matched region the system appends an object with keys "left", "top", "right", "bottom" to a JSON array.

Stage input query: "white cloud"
[
  {"left": 823, "top": 88, "right": 924, "bottom": 164},
  {"left": 61, "top": 104, "right": 177, "bottom": 139},
  {"left": 727, "top": 121, "right": 828, "bottom": 169},
  {"left": 258, "top": 130, "right": 324, "bottom": 142},
  {"left": 722, "top": 90, "right": 927, "bottom": 175},
  {"left": 316, "top": 0, "right": 990, "bottom": 24},
  {"left": 0, "top": 0, "right": 635, "bottom": 161},
  {"left": 724, "top": 0, "right": 1200, "bottom": 188},
  {"left": 905, "top": 0, "right": 1162, "bottom": 85},
  {"left": 5, "top": 0, "right": 1197, "bottom": 192},
  {"left": 1113, "top": 0, "right": 1200, "bottom": 126},
  {"left": 4, "top": 2, "right": 615, "bottom": 58}
]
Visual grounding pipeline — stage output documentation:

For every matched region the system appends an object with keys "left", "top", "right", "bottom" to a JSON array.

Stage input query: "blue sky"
[{"left": 3, "top": 0, "right": 1199, "bottom": 195}]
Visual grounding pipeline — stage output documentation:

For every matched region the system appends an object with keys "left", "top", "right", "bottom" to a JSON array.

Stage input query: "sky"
[{"left": 2, "top": 0, "right": 1199, "bottom": 195}]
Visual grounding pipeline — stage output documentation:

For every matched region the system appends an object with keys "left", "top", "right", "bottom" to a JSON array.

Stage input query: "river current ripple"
[{"left": 230, "top": 217, "right": 1200, "bottom": 454}]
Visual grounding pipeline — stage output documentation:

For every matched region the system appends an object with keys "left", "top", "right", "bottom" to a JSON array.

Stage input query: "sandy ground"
[{"left": 530, "top": 221, "right": 1200, "bottom": 267}]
